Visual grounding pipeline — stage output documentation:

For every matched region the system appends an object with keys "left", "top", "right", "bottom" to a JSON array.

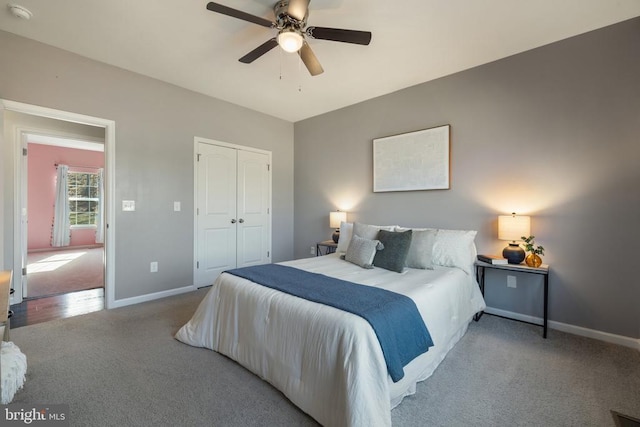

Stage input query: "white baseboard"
[
  {"left": 548, "top": 320, "right": 640, "bottom": 351},
  {"left": 484, "top": 307, "right": 640, "bottom": 351},
  {"left": 109, "top": 285, "right": 195, "bottom": 309},
  {"left": 485, "top": 307, "right": 543, "bottom": 326}
]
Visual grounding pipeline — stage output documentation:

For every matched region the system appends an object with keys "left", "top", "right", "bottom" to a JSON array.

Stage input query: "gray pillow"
[
  {"left": 405, "top": 229, "right": 437, "bottom": 269},
  {"left": 353, "top": 222, "right": 394, "bottom": 240},
  {"left": 373, "top": 229, "right": 413, "bottom": 273},
  {"left": 343, "top": 234, "right": 384, "bottom": 269}
]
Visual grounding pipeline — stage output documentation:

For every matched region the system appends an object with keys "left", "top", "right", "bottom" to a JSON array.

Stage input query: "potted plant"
[{"left": 521, "top": 235, "right": 545, "bottom": 267}]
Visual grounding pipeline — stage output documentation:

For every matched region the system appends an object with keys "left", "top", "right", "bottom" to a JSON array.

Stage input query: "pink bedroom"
[{"left": 26, "top": 141, "right": 104, "bottom": 299}]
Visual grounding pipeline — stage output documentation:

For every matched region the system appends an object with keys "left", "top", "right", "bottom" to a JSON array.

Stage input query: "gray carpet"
[{"left": 9, "top": 289, "right": 640, "bottom": 426}]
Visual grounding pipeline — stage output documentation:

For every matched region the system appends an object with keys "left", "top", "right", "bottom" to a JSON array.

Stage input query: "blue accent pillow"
[{"left": 373, "top": 229, "right": 413, "bottom": 273}]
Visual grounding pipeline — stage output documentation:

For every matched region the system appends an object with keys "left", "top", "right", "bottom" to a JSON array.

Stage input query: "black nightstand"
[
  {"left": 474, "top": 260, "right": 550, "bottom": 338},
  {"left": 316, "top": 240, "right": 338, "bottom": 256}
]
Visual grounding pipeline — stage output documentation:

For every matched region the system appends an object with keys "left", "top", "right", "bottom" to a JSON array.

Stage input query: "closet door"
[
  {"left": 195, "top": 143, "right": 237, "bottom": 287},
  {"left": 195, "top": 141, "right": 271, "bottom": 288},
  {"left": 236, "top": 150, "right": 270, "bottom": 268}
]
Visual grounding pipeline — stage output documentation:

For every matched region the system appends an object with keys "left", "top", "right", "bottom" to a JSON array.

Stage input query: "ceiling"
[
  {"left": 27, "top": 134, "right": 104, "bottom": 152},
  {"left": 1, "top": 1, "right": 639, "bottom": 122}
]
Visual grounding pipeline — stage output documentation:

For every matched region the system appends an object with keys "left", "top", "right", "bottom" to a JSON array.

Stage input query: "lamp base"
[
  {"left": 502, "top": 243, "right": 525, "bottom": 264},
  {"left": 332, "top": 230, "right": 340, "bottom": 243}
]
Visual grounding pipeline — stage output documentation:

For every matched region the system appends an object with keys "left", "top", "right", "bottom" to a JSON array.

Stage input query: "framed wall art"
[{"left": 373, "top": 124, "right": 450, "bottom": 192}]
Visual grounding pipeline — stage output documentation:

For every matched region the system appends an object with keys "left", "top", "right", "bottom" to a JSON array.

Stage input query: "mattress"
[{"left": 176, "top": 254, "right": 486, "bottom": 426}]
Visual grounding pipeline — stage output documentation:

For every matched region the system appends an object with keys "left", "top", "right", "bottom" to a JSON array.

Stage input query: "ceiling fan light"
[{"left": 277, "top": 30, "right": 303, "bottom": 53}]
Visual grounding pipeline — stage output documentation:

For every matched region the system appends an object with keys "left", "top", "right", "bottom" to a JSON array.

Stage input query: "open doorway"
[
  {"left": 1, "top": 99, "right": 116, "bottom": 326},
  {"left": 25, "top": 134, "right": 105, "bottom": 300}
]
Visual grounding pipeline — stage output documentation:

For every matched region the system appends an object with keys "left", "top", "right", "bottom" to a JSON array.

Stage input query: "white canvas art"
[{"left": 373, "top": 125, "right": 450, "bottom": 192}]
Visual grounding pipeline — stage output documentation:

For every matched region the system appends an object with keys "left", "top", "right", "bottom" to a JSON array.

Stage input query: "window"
[{"left": 68, "top": 172, "right": 99, "bottom": 227}]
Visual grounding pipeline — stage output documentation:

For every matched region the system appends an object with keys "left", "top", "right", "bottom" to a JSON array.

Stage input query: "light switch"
[
  {"left": 174, "top": 201, "right": 181, "bottom": 212},
  {"left": 122, "top": 200, "right": 135, "bottom": 211}
]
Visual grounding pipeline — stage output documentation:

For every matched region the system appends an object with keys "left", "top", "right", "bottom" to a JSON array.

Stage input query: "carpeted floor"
[
  {"left": 9, "top": 289, "right": 640, "bottom": 426},
  {"left": 26, "top": 247, "right": 104, "bottom": 298}
]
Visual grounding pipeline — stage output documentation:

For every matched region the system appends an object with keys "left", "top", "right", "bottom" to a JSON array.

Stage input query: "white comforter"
[{"left": 176, "top": 254, "right": 486, "bottom": 426}]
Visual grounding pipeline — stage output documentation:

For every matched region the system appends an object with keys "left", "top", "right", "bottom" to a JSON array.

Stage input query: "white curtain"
[
  {"left": 52, "top": 164, "right": 70, "bottom": 247},
  {"left": 95, "top": 168, "right": 104, "bottom": 244}
]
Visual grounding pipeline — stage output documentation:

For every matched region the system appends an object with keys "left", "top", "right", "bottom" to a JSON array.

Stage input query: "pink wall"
[{"left": 27, "top": 143, "right": 105, "bottom": 251}]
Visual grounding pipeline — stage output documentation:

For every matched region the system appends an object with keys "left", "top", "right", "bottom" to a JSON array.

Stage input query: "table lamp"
[
  {"left": 329, "top": 211, "right": 347, "bottom": 243},
  {"left": 498, "top": 213, "right": 530, "bottom": 264}
]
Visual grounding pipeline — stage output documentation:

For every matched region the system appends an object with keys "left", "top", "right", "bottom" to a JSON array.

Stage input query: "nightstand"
[
  {"left": 316, "top": 240, "right": 338, "bottom": 256},
  {"left": 474, "top": 261, "right": 550, "bottom": 338}
]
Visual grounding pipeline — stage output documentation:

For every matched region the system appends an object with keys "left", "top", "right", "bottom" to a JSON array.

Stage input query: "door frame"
[
  {"left": 193, "top": 136, "right": 272, "bottom": 286},
  {"left": 1, "top": 99, "right": 116, "bottom": 308}
]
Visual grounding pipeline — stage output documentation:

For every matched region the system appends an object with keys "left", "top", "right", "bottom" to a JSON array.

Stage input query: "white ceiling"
[
  {"left": 1, "top": 1, "right": 639, "bottom": 122},
  {"left": 27, "top": 134, "right": 104, "bottom": 152}
]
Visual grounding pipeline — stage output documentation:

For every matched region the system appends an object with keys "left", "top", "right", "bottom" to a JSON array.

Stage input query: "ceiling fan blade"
[
  {"left": 306, "top": 26, "right": 372, "bottom": 45},
  {"left": 206, "top": 2, "right": 274, "bottom": 28},
  {"left": 299, "top": 42, "right": 324, "bottom": 76},
  {"left": 287, "top": 0, "right": 310, "bottom": 21},
  {"left": 239, "top": 38, "right": 279, "bottom": 63}
]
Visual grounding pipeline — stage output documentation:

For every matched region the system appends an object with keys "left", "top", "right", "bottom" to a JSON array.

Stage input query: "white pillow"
[
  {"left": 336, "top": 222, "right": 353, "bottom": 253},
  {"left": 404, "top": 228, "right": 437, "bottom": 269},
  {"left": 353, "top": 222, "right": 396, "bottom": 239},
  {"left": 431, "top": 229, "right": 477, "bottom": 275},
  {"left": 338, "top": 222, "right": 396, "bottom": 253},
  {"left": 396, "top": 226, "right": 435, "bottom": 232},
  {"left": 343, "top": 234, "right": 384, "bottom": 269}
]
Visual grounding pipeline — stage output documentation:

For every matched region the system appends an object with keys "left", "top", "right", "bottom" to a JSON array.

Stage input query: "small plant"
[{"left": 521, "top": 235, "right": 545, "bottom": 256}]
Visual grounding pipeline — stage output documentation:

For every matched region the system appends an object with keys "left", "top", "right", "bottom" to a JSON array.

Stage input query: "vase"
[{"left": 525, "top": 253, "right": 542, "bottom": 268}]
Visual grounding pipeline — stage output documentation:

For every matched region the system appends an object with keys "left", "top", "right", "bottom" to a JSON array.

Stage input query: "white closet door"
[
  {"left": 195, "top": 143, "right": 237, "bottom": 287},
  {"left": 236, "top": 150, "right": 270, "bottom": 268}
]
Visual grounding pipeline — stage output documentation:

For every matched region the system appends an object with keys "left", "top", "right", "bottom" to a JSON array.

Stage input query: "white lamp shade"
[
  {"left": 329, "top": 211, "right": 347, "bottom": 229},
  {"left": 277, "top": 31, "right": 304, "bottom": 53},
  {"left": 498, "top": 214, "right": 531, "bottom": 241}
]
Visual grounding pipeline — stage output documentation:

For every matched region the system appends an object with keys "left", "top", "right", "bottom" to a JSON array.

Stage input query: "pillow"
[
  {"left": 343, "top": 234, "right": 384, "bottom": 269},
  {"left": 431, "top": 229, "right": 477, "bottom": 274},
  {"left": 353, "top": 222, "right": 395, "bottom": 240},
  {"left": 373, "top": 229, "right": 413, "bottom": 273},
  {"left": 339, "top": 222, "right": 396, "bottom": 253},
  {"left": 405, "top": 228, "right": 437, "bottom": 269},
  {"left": 395, "top": 226, "right": 436, "bottom": 233},
  {"left": 336, "top": 222, "right": 353, "bottom": 253}
]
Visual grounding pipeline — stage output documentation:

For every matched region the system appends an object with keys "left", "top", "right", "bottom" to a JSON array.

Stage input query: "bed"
[{"left": 176, "top": 224, "right": 486, "bottom": 426}]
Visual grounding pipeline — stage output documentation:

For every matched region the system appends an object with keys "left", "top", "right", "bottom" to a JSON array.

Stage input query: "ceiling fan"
[{"left": 206, "top": 0, "right": 372, "bottom": 76}]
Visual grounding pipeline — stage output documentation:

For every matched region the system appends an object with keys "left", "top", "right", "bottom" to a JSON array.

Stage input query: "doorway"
[
  {"left": 1, "top": 99, "right": 116, "bottom": 313},
  {"left": 24, "top": 134, "right": 105, "bottom": 300}
]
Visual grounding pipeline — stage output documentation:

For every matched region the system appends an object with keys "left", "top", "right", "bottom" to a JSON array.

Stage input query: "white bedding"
[{"left": 176, "top": 254, "right": 486, "bottom": 426}]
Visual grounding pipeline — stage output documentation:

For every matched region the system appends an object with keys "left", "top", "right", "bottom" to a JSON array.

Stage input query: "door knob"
[
  {"left": 238, "top": 218, "right": 244, "bottom": 223},
  {"left": 231, "top": 219, "right": 237, "bottom": 224}
]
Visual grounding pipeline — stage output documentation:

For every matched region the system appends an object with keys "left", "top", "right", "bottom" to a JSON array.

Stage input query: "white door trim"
[
  {"left": 1, "top": 99, "right": 116, "bottom": 309},
  {"left": 193, "top": 136, "right": 272, "bottom": 287}
]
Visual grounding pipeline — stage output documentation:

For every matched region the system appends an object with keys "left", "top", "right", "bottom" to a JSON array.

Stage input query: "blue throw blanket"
[{"left": 225, "top": 263, "right": 433, "bottom": 382}]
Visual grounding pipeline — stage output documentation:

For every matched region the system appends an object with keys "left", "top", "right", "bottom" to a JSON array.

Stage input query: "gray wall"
[
  {"left": 0, "top": 30, "right": 294, "bottom": 301},
  {"left": 294, "top": 18, "right": 640, "bottom": 339}
]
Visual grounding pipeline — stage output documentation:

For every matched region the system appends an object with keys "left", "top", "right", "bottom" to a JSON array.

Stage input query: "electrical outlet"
[
  {"left": 310, "top": 245, "right": 316, "bottom": 255},
  {"left": 174, "top": 201, "right": 181, "bottom": 211},
  {"left": 150, "top": 261, "right": 158, "bottom": 273},
  {"left": 507, "top": 275, "right": 517, "bottom": 288}
]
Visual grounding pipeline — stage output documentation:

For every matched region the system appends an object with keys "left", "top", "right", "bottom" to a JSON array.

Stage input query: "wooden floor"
[{"left": 10, "top": 287, "right": 104, "bottom": 328}]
